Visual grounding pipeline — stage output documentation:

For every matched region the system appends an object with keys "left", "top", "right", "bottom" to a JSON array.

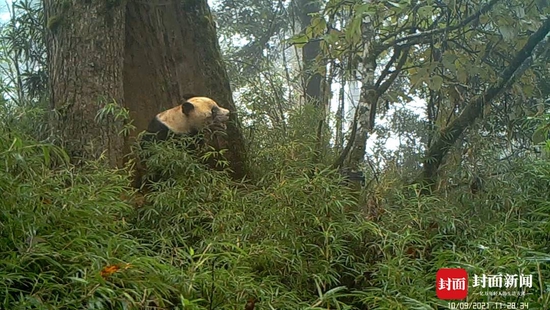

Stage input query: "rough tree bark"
[
  {"left": 43, "top": 0, "right": 126, "bottom": 167},
  {"left": 419, "top": 17, "right": 550, "bottom": 186},
  {"left": 296, "top": 0, "right": 323, "bottom": 105},
  {"left": 123, "top": 0, "right": 248, "bottom": 179}
]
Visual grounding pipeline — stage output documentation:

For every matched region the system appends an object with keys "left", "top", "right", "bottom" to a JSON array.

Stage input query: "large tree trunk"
[
  {"left": 44, "top": 0, "right": 126, "bottom": 167},
  {"left": 123, "top": 0, "right": 248, "bottom": 179}
]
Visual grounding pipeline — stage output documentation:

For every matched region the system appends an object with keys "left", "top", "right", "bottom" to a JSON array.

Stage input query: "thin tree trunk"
[
  {"left": 44, "top": 0, "right": 126, "bottom": 167},
  {"left": 123, "top": 0, "right": 248, "bottom": 179},
  {"left": 335, "top": 78, "right": 345, "bottom": 151},
  {"left": 348, "top": 19, "right": 377, "bottom": 169},
  {"left": 313, "top": 61, "right": 334, "bottom": 161},
  {"left": 296, "top": 0, "right": 323, "bottom": 106},
  {"left": 295, "top": 0, "right": 327, "bottom": 164}
]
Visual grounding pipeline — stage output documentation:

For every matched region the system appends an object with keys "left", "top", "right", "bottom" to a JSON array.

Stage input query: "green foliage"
[
  {"left": 231, "top": 76, "right": 334, "bottom": 178},
  {"left": 0, "top": 129, "right": 192, "bottom": 308},
  {"left": 1, "top": 0, "right": 47, "bottom": 104},
  {"left": 127, "top": 134, "right": 378, "bottom": 308},
  {"left": 530, "top": 113, "right": 550, "bottom": 146},
  {"left": 0, "top": 0, "right": 49, "bottom": 140},
  {"left": 95, "top": 98, "right": 136, "bottom": 137},
  {"left": 123, "top": 109, "right": 550, "bottom": 308},
  {"left": 1, "top": 0, "right": 550, "bottom": 308},
  {"left": 2, "top": 112, "right": 550, "bottom": 308},
  {"left": 343, "top": 163, "right": 550, "bottom": 309}
]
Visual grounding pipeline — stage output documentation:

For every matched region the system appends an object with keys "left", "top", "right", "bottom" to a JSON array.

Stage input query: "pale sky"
[{"left": 0, "top": 1, "right": 10, "bottom": 22}]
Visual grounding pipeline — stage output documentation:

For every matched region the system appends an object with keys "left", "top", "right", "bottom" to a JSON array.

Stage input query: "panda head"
[{"left": 155, "top": 96, "right": 230, "bottom": 135}]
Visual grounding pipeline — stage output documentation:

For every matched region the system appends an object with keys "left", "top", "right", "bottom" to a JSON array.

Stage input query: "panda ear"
[{"left": 182, "top": 102, "right": 194, "bottom": 115}]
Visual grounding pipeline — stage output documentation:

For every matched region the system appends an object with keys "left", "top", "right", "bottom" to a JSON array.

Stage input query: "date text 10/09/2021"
[{"left": 447, "top": 302, "right": 529, "bottom": 309}]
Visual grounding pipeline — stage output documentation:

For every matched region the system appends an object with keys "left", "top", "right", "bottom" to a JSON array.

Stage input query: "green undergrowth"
[
  {"left": 1, "top": 130, "right": 549, "bottom": 309},
  {"left": 0, "top": 131, "right": 191, "bottom": 309}
]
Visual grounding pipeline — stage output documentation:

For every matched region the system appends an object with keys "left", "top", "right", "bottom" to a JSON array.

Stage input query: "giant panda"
[
  {"left": 133, "top": 95, "right": 230, "bottom": 191},
  {"left": 142, "top": 94, "right": 230, "bottom": 143}
]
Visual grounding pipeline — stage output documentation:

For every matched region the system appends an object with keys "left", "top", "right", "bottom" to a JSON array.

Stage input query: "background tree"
[
  {"left": 295, "top": 0, "right": 330, "bottom": 161},
  {"left": 420, "top": 18, "right": 550, "bottom": 186},
  {"left": 296, "top": 0, "right": 323, "bottom": 105},
  {"left": 288, "top": 0, "right": 549, "bottom": 186}
]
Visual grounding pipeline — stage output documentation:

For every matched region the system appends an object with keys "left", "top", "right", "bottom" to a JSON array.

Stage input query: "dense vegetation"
[
  {"left": 1, "top": 0, "right": 549, "bottom": 309},
  {"left": 1, "top": 111, "right": 550, "bottom": 308}
]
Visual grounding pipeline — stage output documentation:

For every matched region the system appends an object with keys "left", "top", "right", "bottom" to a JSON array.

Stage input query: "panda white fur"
[
  {"left": 133, "top": 95, "right": 230, "bottom": 190},
  {"left": 142, "top": 95, "right": 230, "bottom": 143}
]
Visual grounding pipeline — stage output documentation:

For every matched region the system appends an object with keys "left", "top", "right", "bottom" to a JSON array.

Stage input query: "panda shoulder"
[{"left": 146, "top": 114, "right": 167, "bottom": 133}]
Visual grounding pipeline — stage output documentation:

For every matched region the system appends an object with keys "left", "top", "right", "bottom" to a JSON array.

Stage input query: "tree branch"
[
  {"left": 332, "top": 100, "right": 360, "bottom": 170},
  {"left": 419, "top": 16, "right": 550, "bottom": 185},
  {"left": 378, "top": 0, "right": 501, "bottom": 53},
  {"left": 374, "top": 48, "right": 400, "bottom": 89},
  {"left": 377, "top": 47, "right": 409, "bottom": 96}
]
